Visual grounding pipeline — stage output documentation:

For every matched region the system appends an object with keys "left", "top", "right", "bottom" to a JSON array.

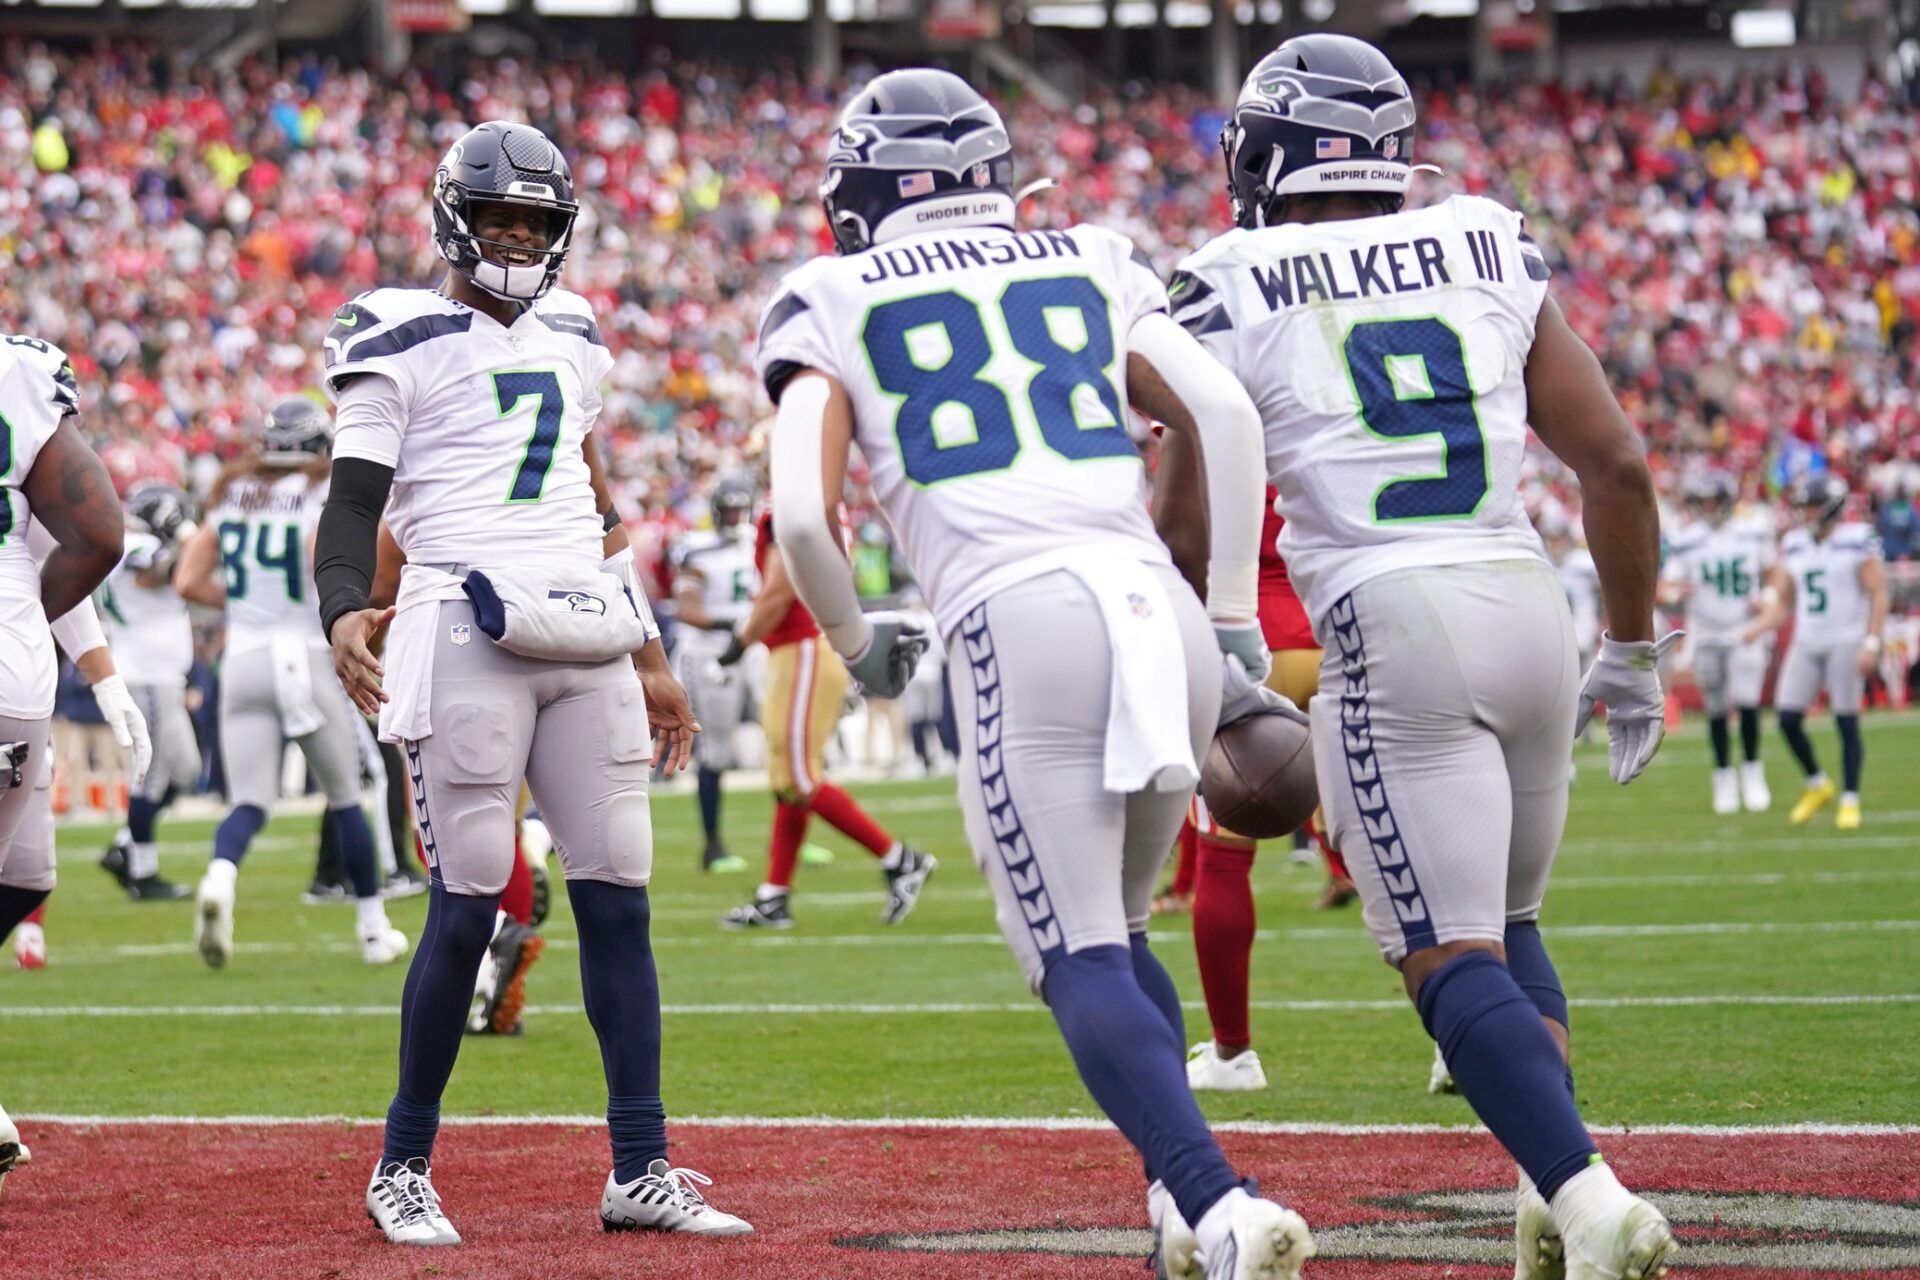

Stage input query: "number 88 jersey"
[
  {"left": 323, "top": 286, "right": 613, "bottom": 575},
  {"left": 754, "top": 223, "right": 1172, "bottom": 639},
  {"left": 1170, "top": 194, "right": 1553, "bottom": 630}
]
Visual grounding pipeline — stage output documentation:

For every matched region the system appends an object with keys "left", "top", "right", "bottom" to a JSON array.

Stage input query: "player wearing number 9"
[{"left": 1177, "top": 33, "right": 1680, "bottom": 1280}]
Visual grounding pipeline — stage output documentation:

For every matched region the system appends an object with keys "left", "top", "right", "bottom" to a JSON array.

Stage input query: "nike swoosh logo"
[{"left": 334, "top": 312, "right": 360, "bottom": 328}]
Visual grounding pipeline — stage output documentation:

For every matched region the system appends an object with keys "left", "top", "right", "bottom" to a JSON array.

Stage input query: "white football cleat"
[
  {"left": 367, "top": 1157, "right": 461, "bottom": 1245},
  {"left": 601, "top": 1160, "right": 752, "bottom": 1236},
  {"left": 194, "top": 869, "right": 235, "bottom": 969},
  {"left": 1564, "top": 1196, "right": 1675, "bottom": 1280},
  {"left": 1150, "top": 1180, "right": 1202, "bottom": 1280},
  {"left": 1428, "top": 1044, "right": 1457, "bottom": 1095},
  {"left": 1710, "top": 768, "right": 1739, "bottom": 815},
  {"left": 1516, "top": 1178, "right": 1566, "bottom": 1280},
  {"left": 1740, "top": 761, "right": 1771, "bottom": 812},
  {"left": 1187, "top": 1042, "right": 1268, "bottom": 1092},
  {"left": 0, "top": 1103, "right": 29, "bottom": 1201},
  {"left": 361, "top": 927, "right": 410, "bottom": 966},
  {"left": 13, "top": 921, "right": 45, "bottom": 970},
  {"left": 1196, "top": 1189, "right": 1315, "bottom": 1280}
]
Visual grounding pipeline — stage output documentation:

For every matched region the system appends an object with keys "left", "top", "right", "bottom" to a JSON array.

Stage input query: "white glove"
[
  {"left": 843, "top": 612, "right": 929, "bottom": 700},
  {"left": 90, "top": 674, "right": 152, "bottom": 789},
  {"left": 1218, "top": 654, "right": 1308, "bottom": 730},
  {"left": 1576, "top": 631, "right": 1683, "bottom": 784},
  {"left": 1214, "top": 621, "right": 1271, "bottom": 683}
]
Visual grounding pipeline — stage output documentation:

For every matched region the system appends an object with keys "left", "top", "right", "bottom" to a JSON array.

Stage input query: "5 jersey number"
[
  {"left": 862, "top": 277, "right": 1132, "bottom": 486},
  {"left": 1344, "top": 317, "right": 1488, "bottom": 523}
]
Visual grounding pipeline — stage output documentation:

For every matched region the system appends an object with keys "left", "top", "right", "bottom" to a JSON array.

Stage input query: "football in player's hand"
[{"left": 1201, "top": 712, "right": 1317, "bottom": 839}]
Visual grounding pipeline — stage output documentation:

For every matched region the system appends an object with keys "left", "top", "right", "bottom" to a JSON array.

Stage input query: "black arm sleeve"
[{"left": 316, "top": 456, "right": 395, "bottom": 641}]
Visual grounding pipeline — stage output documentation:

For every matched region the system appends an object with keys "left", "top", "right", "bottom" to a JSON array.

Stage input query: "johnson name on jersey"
[
  {"left": 323, "top": 286, "right": 614, "bottom": 574},
  {"left": 754, "top": 223, "right": 1171, "bottom": 637},
  {"left": 1664, "top": 519, "right": 1775, "bottom": 641},
  {"left": 0, "top": 334, "right": 81, "bottom": 719},
  {"left": 1169, "top": 194, "right": 1552, "bottom": 626},
  {"left": 1781, "top": 522, "right": 1882, "bottom": 645}
]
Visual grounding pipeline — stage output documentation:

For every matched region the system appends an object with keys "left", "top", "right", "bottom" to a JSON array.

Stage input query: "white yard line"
[{"left": 14, "top": 1112, "right": 1919, "bottom": 1137}]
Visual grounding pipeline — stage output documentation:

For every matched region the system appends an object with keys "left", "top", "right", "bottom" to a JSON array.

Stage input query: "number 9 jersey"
[
  {"left": 322, "top": 286, "right": 613, "bottom": 574},
  {"left": 753, "top": 224, "right": 1171, "bottom": 638},
  {"left": 1169, "top": 194, "right": 1553, "bottom": 630}
]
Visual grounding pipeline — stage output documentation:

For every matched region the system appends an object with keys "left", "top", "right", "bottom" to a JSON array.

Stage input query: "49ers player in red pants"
[{"left": 1183, "top": 493, "right": 1355, "bottom": 1092}]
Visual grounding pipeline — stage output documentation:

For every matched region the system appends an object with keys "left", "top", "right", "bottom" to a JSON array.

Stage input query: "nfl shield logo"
[
  {"left": 450, "top": 624, "right": 471, "bottom": 647},
  {"left": 1128, "top": 593, "right": 1154, "bottom": 619},
  {"left": 1382, "top": 135, "right": 1400, "bottom": 159},
  {"left": 970, "top": 162, "right": 992, "bottom": 188}
]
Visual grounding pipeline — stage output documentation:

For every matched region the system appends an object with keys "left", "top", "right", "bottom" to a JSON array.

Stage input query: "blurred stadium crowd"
[{"left": 3, "top": 40, "right": 1917, "bottom": 809}]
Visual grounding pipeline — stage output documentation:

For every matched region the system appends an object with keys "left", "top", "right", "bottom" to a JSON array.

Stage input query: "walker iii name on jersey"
[
  {"left": 1170, "top": 195, "right": 1553, "bottom": 627},
  {"left": 754, "top": 223, "right": 1171, "bottom": 637},
  {"left": 322, "top": 287, "right": 614, "bottom": 573}
]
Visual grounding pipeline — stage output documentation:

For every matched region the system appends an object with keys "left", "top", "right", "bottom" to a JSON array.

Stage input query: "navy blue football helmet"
[
  {"left": 432, "top": 121, "right": 579, "bottom": 302},
  {"left": 1790, "top": 473, "right": 1849, "bottom": 531},
  {"left": 126, "top": 482, "right": 192, "bottom": 544},
  {"left": 820, "top": 69, "right": 1015, "bottom": 255},
  {"left": 1222, "top": 34, "right": 1419, "bottom": 229},
  {"left": 260, "top": 396, "right": 333, "bottom": 464},
  {"left": 1687, "top": 470, "right": 1738, "bottom": 524}
]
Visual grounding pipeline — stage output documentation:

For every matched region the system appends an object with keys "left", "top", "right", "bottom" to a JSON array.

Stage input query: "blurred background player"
[
  {"left": 761, "top": 68, "right": 1315, "bottom": 1279},
  {"left": 1182, "top": 493, "right": 1354, "bottom": 1094},
  {"left": 669, "top": 476, "right": 756, "bottom": 873},
  {"left": 1177, "top": 35, "right": 1681, "bottom": 1278},
  {"left": 97, "top": 482, "right": 199, "bottom": 900},
  {"left": 173, "top": 395, "right": 405, "bottom": 968},
  {"left": 1662, "top": 472, "right": 1774, "bottom": 813},
  {"left": 716, "top": 507, "right": 934, "bottom": 929},
  {"left": 1745, "top": 474, "right": 1889, "bottom": 829},
  {"left": 0, "top": 333, "right": 129, "bottom": 1186}
]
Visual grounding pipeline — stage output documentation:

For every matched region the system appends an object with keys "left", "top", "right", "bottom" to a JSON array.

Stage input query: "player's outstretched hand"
[
  {"left": 331, "top": 606, "right": 396, "bottom": 715},
  {"left": 845, "top": 612, "right": 928, "bottom": 699},
  {"left": 1576, "top": 630, "right": 1683, "bottom": 784},
  {"left": 91, "top": 674, "right": 153, "bottom": 789},
  {"left": 1214, "top": 622, "right": 1271, "bottom": 683},
  {"left": 1218, "top": 655, "right": 1308, "bottom": 730},
  {"left": 639, "top": 665, "right": 701, "bottom": 776}
]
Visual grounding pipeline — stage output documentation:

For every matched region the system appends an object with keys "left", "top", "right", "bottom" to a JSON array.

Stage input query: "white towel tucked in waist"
[
  {"left": 1067, "top": 559, "right": 1197, "bottom": 794},
  {"left": 379, "top": 565, "right": 469, "bottom": 744},
  {"left": 270, "top": 633, "right": 326, "bottom": 738}
]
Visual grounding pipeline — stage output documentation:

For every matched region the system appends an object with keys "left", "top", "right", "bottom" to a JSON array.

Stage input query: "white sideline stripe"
[
  {"left": 15, "top": 1113, "right": 1920, "bottom": 1138},
  {"left": 6, "top": 993, "right": 1916, "bottom": 1018}
]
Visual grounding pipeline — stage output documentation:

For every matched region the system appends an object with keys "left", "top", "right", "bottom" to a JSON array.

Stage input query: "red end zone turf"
[{"left": 4, "top": 1122, "right": 1916, "bottom": 1279}]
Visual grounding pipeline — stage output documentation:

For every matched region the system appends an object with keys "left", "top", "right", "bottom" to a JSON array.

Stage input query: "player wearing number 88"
[{"left": 1180, "top": 33, "right": 1680, "bottom": 1280}]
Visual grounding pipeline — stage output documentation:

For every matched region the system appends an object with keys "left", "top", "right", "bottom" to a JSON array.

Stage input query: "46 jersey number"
[{"left": 862, "top": 277, "right": 1133, "bottom": 485}]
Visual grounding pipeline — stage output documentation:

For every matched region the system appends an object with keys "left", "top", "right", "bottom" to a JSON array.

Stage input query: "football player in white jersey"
[
  {"left": 1743, "top": 474, "right": 1888, "bottom": 829},
  {"left": 313, "top": 121, "right": 747, "bottom": 1246},
  {"left": 1661, "top": 472, "right": 1775, "bottom": 813},
  {"left": 760, "top": 71, "right": 1313, "bottom": 1280},
  {"left": 0, "top": 334, "right": 130, "bottom": 1196},
  {"left": 97, "top": 483, "right": 200, "bottom": 899},
  {"left": 669, "top": 477, "right": 757, "bottom": 872},
  {"left": 1172, "top": 37, "right": 1679, "bottom": 1280}
]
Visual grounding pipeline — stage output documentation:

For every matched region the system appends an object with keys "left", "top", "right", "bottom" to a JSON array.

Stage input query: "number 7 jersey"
[
  {"left": 754, "top": 224, "right": 1171, "bottom": 638},
  {"left": 1170, "top": 194, "right": 1552, "bottom": 627}
]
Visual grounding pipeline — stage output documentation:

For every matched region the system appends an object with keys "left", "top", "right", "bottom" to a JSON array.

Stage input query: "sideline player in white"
[
  {"left": 314, "top": 121, "right": 748, "bottom": 1246},
  {"left": 0, "top": 333, "right": 130, "bottom": 1199},
  {"left": 1172, "top": 36, "right": 1679, "bottom": 1280},
  {"left": 1661, "top": 472, "right": 1774, "bottom": 813},
  {"left": 760, "top": 70, "right": 1312, "bottom": 1280},
  {"left": 669, "top": 477, "right": 756, "bottom": 872},
  {"left": 98, "top": 483, "right": 200, "bottom": 898},
  {"left": 1743, "top": 474, "right": 1887, "bottom": 829},
  {"left": 174, "top": 397, "right": 405, "bottom": 968}
]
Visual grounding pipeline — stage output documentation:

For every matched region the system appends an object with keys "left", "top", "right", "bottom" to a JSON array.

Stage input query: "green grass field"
[{"left": 6, "top": 713, "right": 1917, "bottom": 1128}]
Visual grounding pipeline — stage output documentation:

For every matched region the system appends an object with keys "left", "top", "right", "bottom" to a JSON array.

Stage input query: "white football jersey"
[
  {"left": 1662, "top": 519, "right": 1775, "bottom": 642},
  {"left": 1557, "top": 546, "right": 1602, "bottom": 654},
  {"left": 1171, "top": 195, "right": 1552, "bottom": 628},
  {"left": 0, "top": 335, "right": 80, "bottom": 718},
  {"left": 673, "top": 527, "right": 757, "bottom": 633},
  {"left": 755, "top": 224, "right": 1170, "bottom": 636},
  {"left": 324, "top": 286, "right": 613, "bottom": 575},
  {"left": 1781, "top": 522, "right": 1881, "bottom": 645},
  {"left": 206, "top": 470, "right": 328, "bottom": 652},
  {"left": 100, "top": 531, "right": 195, "bottom": 686}
]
